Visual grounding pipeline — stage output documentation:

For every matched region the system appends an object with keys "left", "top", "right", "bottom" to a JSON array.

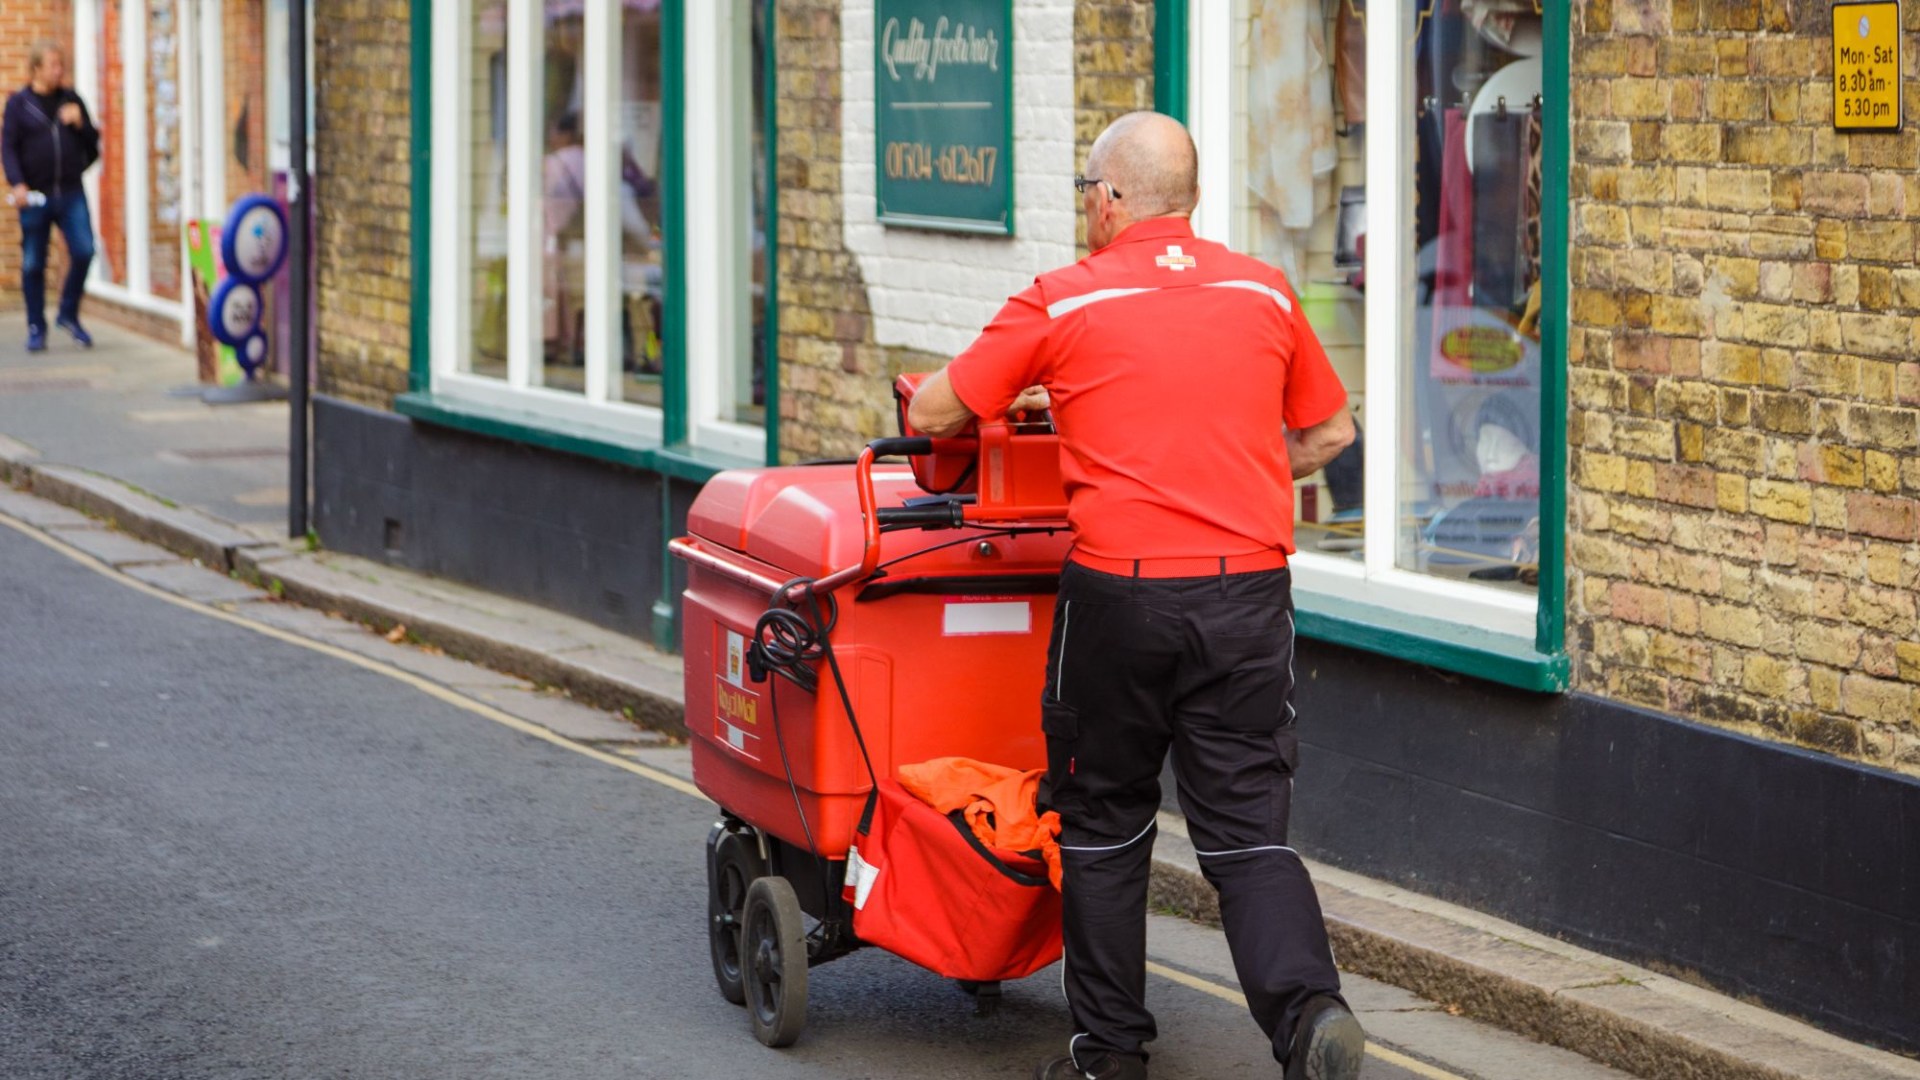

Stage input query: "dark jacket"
[{"left": 2, "top": 86, "right": 100, "bottom": 196}]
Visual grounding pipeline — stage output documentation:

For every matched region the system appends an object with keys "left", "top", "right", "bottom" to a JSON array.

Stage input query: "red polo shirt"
[{"left": 946, "top": 217, "right": 1347, "bottom": 568}]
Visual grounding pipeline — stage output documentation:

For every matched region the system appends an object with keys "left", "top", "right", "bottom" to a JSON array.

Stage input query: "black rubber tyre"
[
  {"left": 741, "top": 876, "right": 808, "bottom": 1048},
  {"left": 707, "top": 827, "right": 764, "bottom": 1006}
]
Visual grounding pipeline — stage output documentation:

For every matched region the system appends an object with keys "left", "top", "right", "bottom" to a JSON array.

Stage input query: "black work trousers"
[{"left": 1040, "top": 560, "right": 1343, "bottom": 1071}]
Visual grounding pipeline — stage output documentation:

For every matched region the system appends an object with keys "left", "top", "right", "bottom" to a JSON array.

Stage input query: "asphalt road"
[{"left": 0, "top": 516, "right": 1626, "bottom": 1080}]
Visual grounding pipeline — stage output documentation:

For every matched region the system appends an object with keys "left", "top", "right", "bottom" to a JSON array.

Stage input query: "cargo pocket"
[
  {"left": 1038, "top": 698, "right": 1082, "bottom": 818},
  {"left": 1215, "top": 632, "right": 1294, "bottom": 733}
]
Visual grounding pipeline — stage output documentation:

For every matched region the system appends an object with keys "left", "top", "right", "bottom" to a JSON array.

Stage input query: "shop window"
[
  {"left": 1194, "top": 0, "right": 1552, "bottom": 638},
  {"left": 429, "top": 0, "right": 770, "bottom": 459}
]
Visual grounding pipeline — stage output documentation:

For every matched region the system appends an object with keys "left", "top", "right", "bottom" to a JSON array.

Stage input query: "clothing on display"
[
  {"left": 1333, "top": 0, "right": 1366, "bottom": 126},
  {"left": 1246, "top": 0, "right": 1337, "bottom": 282},
  {"left": 1469, "top": 103, "right": 1539, "bottom": 313}
]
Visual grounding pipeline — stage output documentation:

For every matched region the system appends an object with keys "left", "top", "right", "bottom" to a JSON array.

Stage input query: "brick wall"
[
  {"left": 311, "top": 0, "right": 411, "bottom": 407},
  {"left": 1072, "top": 0, "right": 1154, "bottom": 249},
  {"left": 95, "top": 0, "right": 124, "bottom": 289},
  {"left": 223, "top": 0, "right": 269, "bottom": 204},
  {"left": 775, "top": 0, "right": 937, "bottom": 460},
  {"left": 1568, "top": 1, "right": 1920, "bottom": 772},
  {"left": 0, "top": 1, "right": 74, "bottom": 312},
  {"left": 778, "top": 0, "right": 1134, "bottom": 461}
]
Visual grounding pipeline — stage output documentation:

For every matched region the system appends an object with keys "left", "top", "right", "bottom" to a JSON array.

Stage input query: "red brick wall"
[
  {"left": 96, "top": 0, "right": 125, "bottom": 287},
  {"left": 0, "top": 1, "right": 75, "bottom": 312},
  {"left": 223, "top": 0, "right": 268, "bottom": 202}
]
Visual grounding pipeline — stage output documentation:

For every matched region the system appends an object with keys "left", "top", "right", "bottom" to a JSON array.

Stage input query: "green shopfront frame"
[
  {"left": 400, "top": 0, "right": 782, "bottom": 480},
  {"left": 1154, "top": 0, "right": 1570, "bottom": 692}
]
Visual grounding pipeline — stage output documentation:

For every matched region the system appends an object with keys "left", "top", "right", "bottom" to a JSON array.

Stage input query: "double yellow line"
[{"left": 2, "top": 509, "right": 1464, "bottom": 1080}]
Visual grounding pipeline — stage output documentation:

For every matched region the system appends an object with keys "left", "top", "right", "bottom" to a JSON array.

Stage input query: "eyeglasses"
[{"left": 1073, "top": 174, "right": 1122, "bottom": 200}]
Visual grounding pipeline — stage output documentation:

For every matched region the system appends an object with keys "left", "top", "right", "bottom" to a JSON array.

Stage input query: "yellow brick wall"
[
  {"left": 1074, "top": 0, "right": 1156, "bottom": 249},
  {"left": 772, "top": 0, "right": 953, "bottom": 461},
  {"left": 1568, "top": 0, "right": 1920, "bottom": 771},
  {"left": 312, "top": 0, "right": 412, "bottom": 408}
]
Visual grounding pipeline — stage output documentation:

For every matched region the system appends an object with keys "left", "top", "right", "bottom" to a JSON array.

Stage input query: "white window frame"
[
  {"left": 1187, "top": 3, "right": 1536, "bottom": 639},
  {"left": 71, "top": 0, "right": 190, "bottom": 327},
  {"left": 684, "top": 0, "right": 767, "bottom": 461},
  {"left": 429, "top": 0, "right": 768, "bottom": 461}
]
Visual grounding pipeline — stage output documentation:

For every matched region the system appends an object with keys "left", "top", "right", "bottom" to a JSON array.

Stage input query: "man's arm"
[
  {"left": 905, "top": 368, "right": 975, "bottom": 438},
  {"left": 2, "top": 96, "right": 26, "bottom": 191},
  {"left": 907, "top": 283, "right": 1054, "bottom": 437},
  {"left": 1286, "top": 407, "right": 1355, "bottom": 480}
]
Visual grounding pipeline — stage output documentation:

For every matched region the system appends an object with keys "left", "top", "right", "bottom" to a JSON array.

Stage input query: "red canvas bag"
[{"left": 843, "top": 778, "right": 1062, "bottom": 982}]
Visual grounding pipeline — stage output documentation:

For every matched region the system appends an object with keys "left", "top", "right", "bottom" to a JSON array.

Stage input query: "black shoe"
[
  {"left": 1284, "top": 995, "right": 1365, "bottom": 1080},
  {"left": 1034, "top": 1051, "right": 1147, "bottom": 1080},
  {"left": 26, "top": 325, "right": 45, "bottom": 352},
  {"left": 55, "top": 316, "right": 91, "bottom": 347}
]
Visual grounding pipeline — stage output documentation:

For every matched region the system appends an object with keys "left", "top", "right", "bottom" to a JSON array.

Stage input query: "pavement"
[{"left": 3, "top": 322, "right": 1917, "bottom": 1080}]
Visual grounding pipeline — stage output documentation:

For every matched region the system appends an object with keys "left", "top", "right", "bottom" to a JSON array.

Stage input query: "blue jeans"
[{"left": 19, "top": 191, "right": 95, "bottom": 331}]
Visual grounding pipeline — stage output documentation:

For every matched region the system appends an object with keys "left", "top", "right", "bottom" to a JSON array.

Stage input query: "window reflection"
[
  {"left": 1235, "top": 0, "right": 1368, "bottom": 555},
  {"left": 471, "top": 0, "right": 510, "bottom": 379},
  {"left": 540, "top": 5, "right": 587, "bottom": 393},
  {"left": 618, "top": 6, "right": 667, "bottom": 407},
  {"left": 730, "top": 0, "right": 770, "bottom": 427},
  {"left": 1404, "top": 0, "right": 1543, "bottom": 592}
]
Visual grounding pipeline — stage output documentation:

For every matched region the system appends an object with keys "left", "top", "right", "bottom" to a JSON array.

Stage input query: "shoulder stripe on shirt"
[
  {"left": 1045, "top": 287, "right": 1157, "bottom": 320},
  {"left": 1044, "top": 279, "right": 1293, "bottom": 321},
  {"left": 1202, "top": 279, "right": 1294, "bottom": 313}
]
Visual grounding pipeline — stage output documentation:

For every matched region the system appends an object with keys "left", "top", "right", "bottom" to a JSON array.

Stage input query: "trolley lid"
[{"left": 686, "top": 464, "right": 924, "bottom": 578}]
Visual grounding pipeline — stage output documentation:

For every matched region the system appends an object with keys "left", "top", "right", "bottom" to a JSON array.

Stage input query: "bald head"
[{"left": 1085, "top": 112, "right": 1198, "bottom": 220}]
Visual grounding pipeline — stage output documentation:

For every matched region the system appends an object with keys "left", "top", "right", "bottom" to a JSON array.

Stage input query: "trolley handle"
[
  {"left": 866, "top": 435, "right": 978, "bottom": 459},
  {"left": 874, "top": 502, "right": 966, "bottom": 528},
  {"left": 867, "top": 436, "right": 932, "bottom": 458}
]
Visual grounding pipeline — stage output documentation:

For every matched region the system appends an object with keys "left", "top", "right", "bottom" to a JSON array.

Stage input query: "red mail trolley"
[{"left": 669, "top": 378, "right": 1071, "bottom": 1047}]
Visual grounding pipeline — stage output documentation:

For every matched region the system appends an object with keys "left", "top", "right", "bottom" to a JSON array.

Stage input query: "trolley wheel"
[
  {"left": 707, "top": 828, "right": 764, "bottom": 1006},
  {"left": 742, "top": 876, "right": 808, "bottom": 1047}
]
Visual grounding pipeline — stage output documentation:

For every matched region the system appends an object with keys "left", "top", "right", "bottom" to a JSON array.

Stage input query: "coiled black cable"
[
  {"left": 747, "top": 579, "right": 836, "bottom": 694},
  {"left": 748, "top": 577, "right": 878, "bottom": 926}
]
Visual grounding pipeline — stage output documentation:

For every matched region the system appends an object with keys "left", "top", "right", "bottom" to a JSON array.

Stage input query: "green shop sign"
[{"left": 874, "top": 0, "right": 1014, "bottom": 235}]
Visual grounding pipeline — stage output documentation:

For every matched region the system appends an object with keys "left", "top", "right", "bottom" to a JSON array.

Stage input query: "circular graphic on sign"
[
  {"left": 238, "top": 332, "right": 270, "bottom": 375},
  {"left": 221, "top": 194, "right": 290, "bottom": 285},
  {"left": 1861, "top": 15, "right": 1872, "bottom": 38},
  {"left": 209, "top": 279, "right": 263, "bottom": 347}
]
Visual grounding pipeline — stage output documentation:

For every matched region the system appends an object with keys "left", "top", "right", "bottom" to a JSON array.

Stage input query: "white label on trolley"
[
  {"left": 724, "top": 629, "right": 747, "bottom": 687},
  {"left": 845, "top": 844, "right": 881, "bottom": 910},
  {"left": 942, "top": 600, "right": 1032, "bottom": 636}
]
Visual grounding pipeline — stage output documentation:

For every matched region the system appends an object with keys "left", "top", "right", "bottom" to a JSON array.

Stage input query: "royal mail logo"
[
  {"left": 716, "top": 677, "right": 760, "bottom": 728},
  {"left": 723, "top": 629, "right": 746, "bottom": 688},
  {"left": 1156, "top": 244, "right": 1196, "bottom": 271}
]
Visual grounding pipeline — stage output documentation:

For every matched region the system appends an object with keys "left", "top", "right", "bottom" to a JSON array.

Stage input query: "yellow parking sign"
[{"left": 1834, "top": 1, "right": 1903, "bottom": 132}]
